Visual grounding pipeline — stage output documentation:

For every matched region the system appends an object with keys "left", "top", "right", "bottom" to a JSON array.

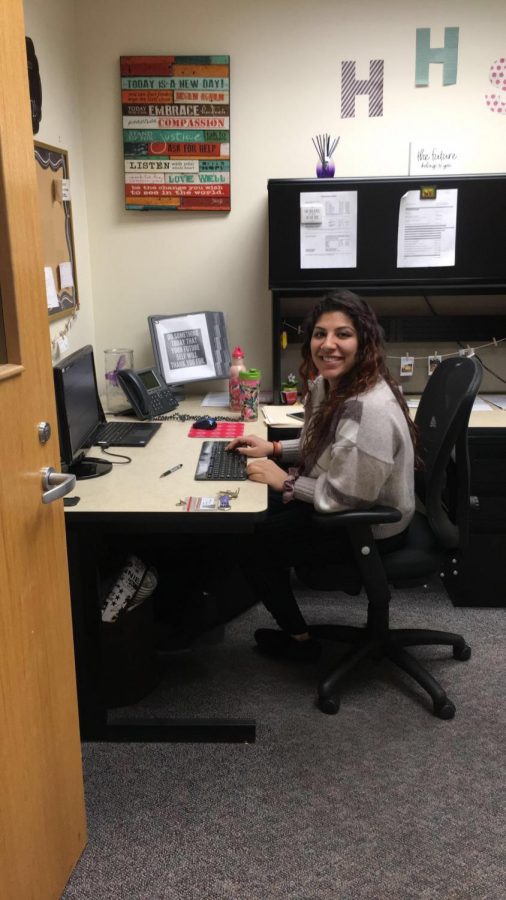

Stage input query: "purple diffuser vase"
[{"left": 316, "top": 158, "right": 335, "bottom": 178}]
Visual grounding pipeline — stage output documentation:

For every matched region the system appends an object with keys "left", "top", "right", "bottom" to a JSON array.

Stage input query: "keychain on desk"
[
  {"left": 217, "top": 488, "right": 240, "bottom": 510},
  {"left": 176, "top": 488, "right": 240, "bottom": 512}
]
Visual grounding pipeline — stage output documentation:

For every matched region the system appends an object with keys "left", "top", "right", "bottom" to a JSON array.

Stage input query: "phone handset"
[{"left": 117, "top": 367, "right": 178, "bottom": 419}]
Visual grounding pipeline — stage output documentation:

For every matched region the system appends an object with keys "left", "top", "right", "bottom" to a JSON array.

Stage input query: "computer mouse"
[{"left": 194, "top": 416, "right": 217, "bottom": 430}]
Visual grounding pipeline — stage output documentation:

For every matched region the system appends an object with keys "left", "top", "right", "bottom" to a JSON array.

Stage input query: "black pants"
[{"left": 244, "top": 492, "right": 407, "bottom": 634}]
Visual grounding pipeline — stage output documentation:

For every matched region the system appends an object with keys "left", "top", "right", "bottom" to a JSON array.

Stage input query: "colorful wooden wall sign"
[{"left": 120, "top": 55, "right": 230, "bottom": 211}]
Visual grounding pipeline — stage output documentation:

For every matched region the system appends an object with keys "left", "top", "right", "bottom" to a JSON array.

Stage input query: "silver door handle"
[{"left": 41, "top": 466, "right": 76, "bottom": 504}]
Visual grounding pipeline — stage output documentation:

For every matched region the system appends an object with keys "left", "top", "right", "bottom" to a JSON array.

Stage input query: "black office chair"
[{"left": 296, "top": 356, "right": 483, "bottom": 720}]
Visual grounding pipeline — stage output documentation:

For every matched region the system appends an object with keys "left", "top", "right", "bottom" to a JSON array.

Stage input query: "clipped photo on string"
[
  {"left": 400, "top": 355, "right": 414, "bottom": 377},
  {"left": 428, "top": 354, "right": 442, "bottom": 376}
]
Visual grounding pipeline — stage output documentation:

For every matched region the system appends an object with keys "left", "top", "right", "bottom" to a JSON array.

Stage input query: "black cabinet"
[{"left": 443, "top": 428, "right": 506, "bottom": 607}]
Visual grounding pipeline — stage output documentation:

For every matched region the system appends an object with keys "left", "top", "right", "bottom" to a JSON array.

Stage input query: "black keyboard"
[
  {"left": 96, "top": 421, "right": 137, "bottom": 442},
  {"left": 90, "top": 419, "right": 160, "bottom": 447},
  {"left": 195, "top": 441, "right": 248, "bottom": 481}
]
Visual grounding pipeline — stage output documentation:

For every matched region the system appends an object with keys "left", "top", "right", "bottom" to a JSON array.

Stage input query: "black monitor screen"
[{"left": 53, "top": 345, "right": 102, "bottom": 467}]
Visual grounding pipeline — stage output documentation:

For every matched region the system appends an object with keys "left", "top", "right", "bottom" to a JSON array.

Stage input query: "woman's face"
[{"left": 310, "top": 310, "right": 359, "bottom": 388}]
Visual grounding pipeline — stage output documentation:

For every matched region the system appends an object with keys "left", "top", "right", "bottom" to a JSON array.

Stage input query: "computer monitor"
[
  {"left": 53, "top": 345, "right": 112, "bottom": 479},
  {"left": 148, "top": 311, "right": 230, "bottom": 397}
]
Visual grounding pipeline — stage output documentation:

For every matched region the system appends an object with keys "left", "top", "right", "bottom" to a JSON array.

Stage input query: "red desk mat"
[{"left": 188, "top": 422, "right": 245, "bottom": 438}]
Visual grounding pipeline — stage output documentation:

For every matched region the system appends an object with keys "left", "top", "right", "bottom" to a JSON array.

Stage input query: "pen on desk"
[{"left": 160, "top": 463, "right": 183, "bottom": 478}]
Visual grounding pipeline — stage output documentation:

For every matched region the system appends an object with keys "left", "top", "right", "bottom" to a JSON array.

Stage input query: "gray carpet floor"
[{"left": 63, "top": 580, "right": 505, "bottom": 899}]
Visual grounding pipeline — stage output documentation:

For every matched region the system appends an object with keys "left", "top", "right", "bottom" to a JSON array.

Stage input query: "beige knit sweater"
[{"left": 280, "top": 376, "right": 415, "bottom": 539}]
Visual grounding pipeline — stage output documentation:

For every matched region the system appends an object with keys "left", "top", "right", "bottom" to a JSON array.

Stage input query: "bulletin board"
[
  {"left": 120, "top": 55, "right": 230, "bottom": 211},
  {"left": 34, "top": 142, "right": 79, "bottom": 319}
]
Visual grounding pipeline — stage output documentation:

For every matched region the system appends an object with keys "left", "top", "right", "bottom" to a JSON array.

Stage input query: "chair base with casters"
[{"left": 300, "top": 512, "right": 471, "bottom": 720}]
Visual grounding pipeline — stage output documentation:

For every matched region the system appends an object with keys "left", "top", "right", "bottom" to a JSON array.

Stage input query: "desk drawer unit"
[{"left": 444, "top": 428, "right": 506, "bottom": 607}]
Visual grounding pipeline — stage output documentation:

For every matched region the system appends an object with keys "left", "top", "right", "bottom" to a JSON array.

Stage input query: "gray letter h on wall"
[{"left": 341, "top": 59, "right": 384, "bottom": 118}]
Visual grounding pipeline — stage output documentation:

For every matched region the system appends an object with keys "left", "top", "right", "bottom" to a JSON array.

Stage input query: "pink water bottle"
[{"left": 229, "top": 346, "right": 246, "bottom": 411}]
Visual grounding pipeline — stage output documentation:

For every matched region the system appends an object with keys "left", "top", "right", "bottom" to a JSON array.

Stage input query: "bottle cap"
[
  {"left": 231, "top": 346, "right": 244, "bottom": 359},
  {"left": 239, "top": 368, "right": 261, "bottom": 380}
]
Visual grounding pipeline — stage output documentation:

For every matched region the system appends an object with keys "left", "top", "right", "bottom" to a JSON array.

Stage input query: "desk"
[
  {"left": 265, "top": 399, "right": 506, "bottom": 609},
  {"left": 262, "top": 401, "right": 506, "bottom": 431},
  {"left": 65, "top": 400, "right": 268, "bottom": 743}
]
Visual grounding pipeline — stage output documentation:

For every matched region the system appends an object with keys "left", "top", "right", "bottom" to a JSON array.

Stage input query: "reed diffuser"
[{"left": 312, "top": 133, "right": 339, "bottom": 178}]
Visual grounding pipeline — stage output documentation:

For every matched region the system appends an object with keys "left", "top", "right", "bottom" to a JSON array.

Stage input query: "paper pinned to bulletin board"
[
  {"left": 120, "top": 55, "right": 230, "bottom": 212},
  {"left": 34, "top": 142, "right": 79, "bottom": 319}
]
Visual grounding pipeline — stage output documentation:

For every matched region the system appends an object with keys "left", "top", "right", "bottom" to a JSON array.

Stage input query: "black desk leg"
[
  {"left": 83, "top": 718, "right": 256, "bottom": 743},
  {"left": 65, "top": 526, "right": 256, "bottom": 744}
]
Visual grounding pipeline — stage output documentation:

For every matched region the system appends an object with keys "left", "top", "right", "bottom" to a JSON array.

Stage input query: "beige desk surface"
[
  {"left": 65, "top": 399, "right": 268, "bottom": 517},
  {"left": 263, "top": 401, "right": 506, "bottom": 430},
  {"left": 467, "top": 410, "right": 506, "bottom": 428},
  {"left": 65, "top": 397, "right": 506, "bottom": 517}
]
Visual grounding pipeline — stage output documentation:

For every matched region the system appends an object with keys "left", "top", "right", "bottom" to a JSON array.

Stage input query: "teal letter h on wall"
[{"left": 415, "top": 27, "right": 459, "bottom": 86}]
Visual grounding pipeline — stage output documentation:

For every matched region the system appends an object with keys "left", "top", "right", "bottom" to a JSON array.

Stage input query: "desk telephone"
[{"left": 117, "top": 367, "right": 178, "bottom": 419}]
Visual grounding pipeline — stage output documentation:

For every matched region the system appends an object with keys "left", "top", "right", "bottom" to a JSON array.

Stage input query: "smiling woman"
[
  {"left": 224, "top": 290, "right": 418, "bottom": 662},
  {"left": 309, "top": 310, "right": 358, "bottom": 388}
]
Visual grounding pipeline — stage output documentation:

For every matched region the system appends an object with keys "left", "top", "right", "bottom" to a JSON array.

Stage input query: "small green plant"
[{"left": 281, "top": 373, "right": 298, "bottom": 391}]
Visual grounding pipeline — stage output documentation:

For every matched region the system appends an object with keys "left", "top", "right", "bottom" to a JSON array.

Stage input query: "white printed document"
[
  {"left": 484, "top": 394, "right": 506, "bottom": 410},
  {"left": 397, "top": 189, "right": 458, "bottom": 268},
  {"left": 44, "top": 266, "right": 59, "bottom": 309},
  {"left": 262, "top": 404, "right": 304, "bottom": 426},
  {"left": 300, "top": 191, "right": 357, "bottom": 269},
  {"left": 406, "top": 395, "right": 498, "bottom": 412}
]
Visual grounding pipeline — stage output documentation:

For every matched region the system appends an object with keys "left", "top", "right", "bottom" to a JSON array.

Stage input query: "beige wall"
[
  {"left": 24, "top": 0, "right": 96, "bottom": 359},
  {"left": 24, "top": 0, "right": 506, "bottom": 392}
]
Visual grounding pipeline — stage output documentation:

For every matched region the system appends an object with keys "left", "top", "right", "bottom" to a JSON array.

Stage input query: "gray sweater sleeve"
[{"left": 278, "top": 437, "right": 301, "bottom": 463}]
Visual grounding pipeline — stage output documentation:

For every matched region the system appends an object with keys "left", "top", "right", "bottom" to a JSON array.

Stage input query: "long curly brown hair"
[{"left": 298, "top": 290, "right": 420, "bottom": 471}]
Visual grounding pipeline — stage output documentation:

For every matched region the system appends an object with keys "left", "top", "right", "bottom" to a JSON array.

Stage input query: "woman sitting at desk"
[{"left": 226, "top": 290, "right": 418, "bottom": 662}]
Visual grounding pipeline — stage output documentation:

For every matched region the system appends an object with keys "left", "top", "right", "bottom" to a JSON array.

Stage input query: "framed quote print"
[{"left": 120, "top": 55, "right": 230, "bottom": 212}]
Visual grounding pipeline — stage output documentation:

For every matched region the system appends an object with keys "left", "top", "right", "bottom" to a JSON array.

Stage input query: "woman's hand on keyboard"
[
  {"left": 246, "top": 458, "right": 287, "bottom": 491},
  {"left": 226, "top": 434, "right": 272, "bottom": 458}
]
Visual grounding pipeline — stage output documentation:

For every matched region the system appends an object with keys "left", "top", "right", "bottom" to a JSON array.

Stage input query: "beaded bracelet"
[{"left": 271, "top": 440, "right": 282, "bottom": 458}]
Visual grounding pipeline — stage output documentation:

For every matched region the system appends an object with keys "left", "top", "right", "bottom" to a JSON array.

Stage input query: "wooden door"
[{"left": 0, "top": 0, "right": 87, "bottom": 896}]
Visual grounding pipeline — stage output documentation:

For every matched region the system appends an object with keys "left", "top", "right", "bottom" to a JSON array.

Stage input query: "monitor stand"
[{"left": 71, "top": 456, "right": 112, "bottom": 480}]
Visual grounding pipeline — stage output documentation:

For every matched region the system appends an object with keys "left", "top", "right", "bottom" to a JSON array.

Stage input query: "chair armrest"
[{"left": 311, "top": 505, "right": 402, "bottom": 531}]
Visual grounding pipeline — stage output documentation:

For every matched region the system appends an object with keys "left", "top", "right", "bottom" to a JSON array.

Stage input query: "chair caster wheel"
[
  {"left": 453, "top": 643, "right": 471, "bottom": 661},
  {"left": 317, "top": 696, "right": 340, "bottom": 715},
  {"left": 433, "top": 698, "right": 456, "bottom": 720}
]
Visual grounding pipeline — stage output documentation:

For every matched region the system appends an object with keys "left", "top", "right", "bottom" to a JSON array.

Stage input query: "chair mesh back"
[{"left": 414, "top": 357, "right": 482, "bottom": 549}]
